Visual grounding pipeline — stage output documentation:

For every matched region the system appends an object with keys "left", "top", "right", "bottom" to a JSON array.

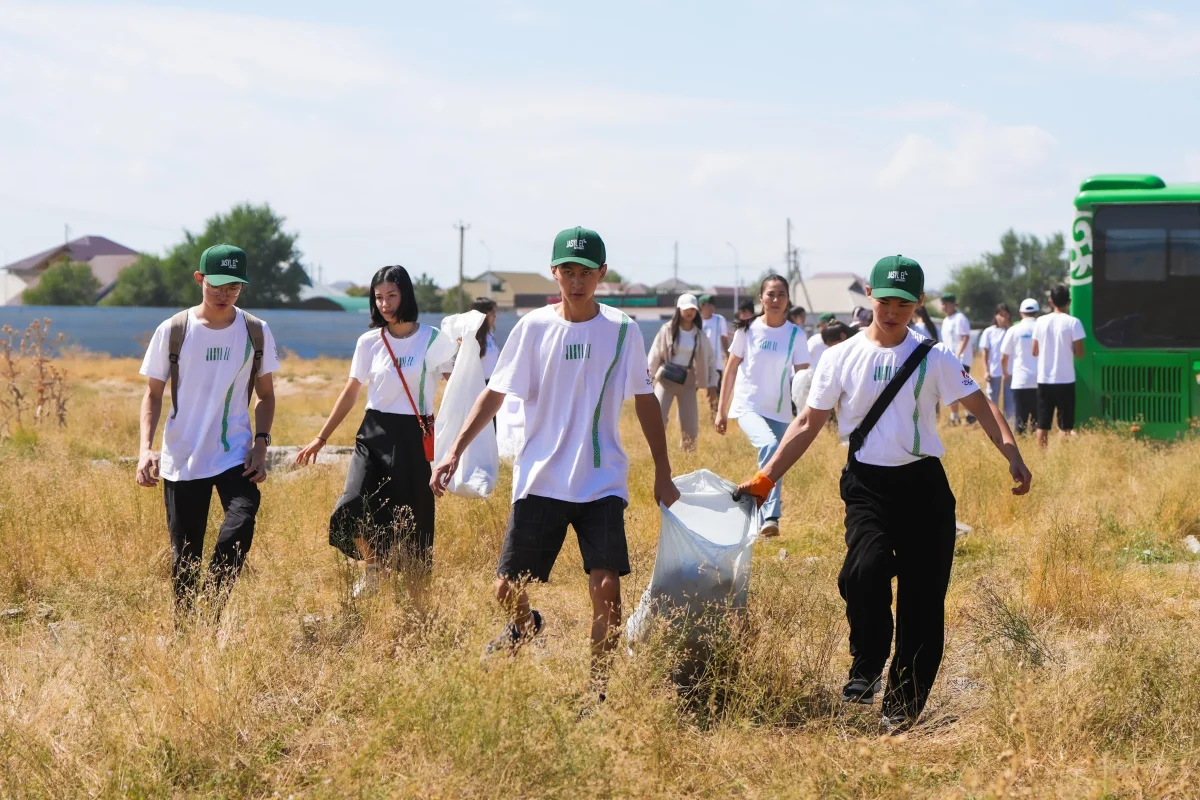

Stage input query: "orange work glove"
[{"left": 736, "top": 471, "right": 776, "bottom": 508}]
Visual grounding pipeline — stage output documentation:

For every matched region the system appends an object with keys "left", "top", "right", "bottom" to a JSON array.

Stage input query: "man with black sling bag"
[{"left": 737, "top": 255, "right": 1032, "bottom": 731}]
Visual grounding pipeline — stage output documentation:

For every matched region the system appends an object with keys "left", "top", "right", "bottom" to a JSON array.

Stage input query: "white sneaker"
[
  {"left": 352, "top": 564, "right": 383, "bottom": 600},
  {"left": 759, "top": 519, "right": 780, "bottom": 538}
]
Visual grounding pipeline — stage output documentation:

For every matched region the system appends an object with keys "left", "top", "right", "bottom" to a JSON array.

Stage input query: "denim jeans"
[
  {"left": 736, "top": 412, "right": 792, "bottom": 524},
  {"left": 987, "top": 375, "right": 1014, "bottom": 421}
]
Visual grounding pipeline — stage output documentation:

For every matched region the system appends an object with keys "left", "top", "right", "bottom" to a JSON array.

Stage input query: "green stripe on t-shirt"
[
  {"left": 776, "top": 327, "right": 799, "bottom": 413},
  {"left": 220, "top": 333, "right": 254, "bottom": 452},
  {"left": 910, "top": 357, "right": 928, "bottom": 456},
  {"left": 592, "top": 315, "right": 630, "bottom": 468}
]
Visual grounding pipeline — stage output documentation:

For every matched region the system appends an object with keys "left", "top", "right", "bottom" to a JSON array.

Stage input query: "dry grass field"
[{"left": 2, "top": 354, "right": 1200, "bottom": 798}]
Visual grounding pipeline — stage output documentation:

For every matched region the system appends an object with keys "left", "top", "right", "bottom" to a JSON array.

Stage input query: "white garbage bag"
[
  {"left": 495, "top": 394, "right": 525, "bottom": 462},
  {"left": 434, "top": 311, "right": 498, "bottom": 498},
  {"left": 791, "top": 366, "right": 813, "bottom": 411},
  {"left": 626, "top": 469, "right": 757, "bottom": 647}
]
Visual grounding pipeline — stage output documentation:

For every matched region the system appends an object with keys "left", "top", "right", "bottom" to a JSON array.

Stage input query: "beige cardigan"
[{"left": 647, "top": 322, "right": 720, "bottom": 390}]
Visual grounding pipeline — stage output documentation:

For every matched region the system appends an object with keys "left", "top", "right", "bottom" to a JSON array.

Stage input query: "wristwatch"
[{"left": 255, "top": 432, "right": 272, "bottom": 446}]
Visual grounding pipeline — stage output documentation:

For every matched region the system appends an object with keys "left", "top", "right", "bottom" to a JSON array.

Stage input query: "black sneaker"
[
  {"left": 841, "top": 677, "right": 883, "bottom": 704},
  {"left": 484, "top": 609, "right": 543, "bottom": 658}
]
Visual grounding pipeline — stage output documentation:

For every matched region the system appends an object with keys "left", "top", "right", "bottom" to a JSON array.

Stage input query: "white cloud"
[
  {"left": 1018, "top": 12, "right": 1200, "bottom": 75},
  {"left": 1185, "top": 152, "right": 1200, "bottom": 181},
  {"left": 877, "top": 121, "right": 1056, "bottom": 189},
  {"left": 0, "top": 2, "right": 1074, "bottom": 290}
]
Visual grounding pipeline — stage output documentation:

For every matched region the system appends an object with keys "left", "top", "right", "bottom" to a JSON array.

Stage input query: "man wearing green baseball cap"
[
  {"left": 433, "top": 226, "right": 678, "bottom": 703},
  {"left": 736, "top": 254, "right": 1031, "bottom": 732},
  {"left": 135, "top": 243, "right": 280, "bottom": 623}
]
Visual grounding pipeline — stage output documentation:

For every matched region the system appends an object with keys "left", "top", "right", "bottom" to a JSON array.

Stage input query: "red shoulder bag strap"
[{"left": 380, "top": 327, "right": 431, "bottom": 436}]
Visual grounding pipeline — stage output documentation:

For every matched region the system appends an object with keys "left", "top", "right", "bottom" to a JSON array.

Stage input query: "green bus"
[{"left": 1070, "top": 174, "right": 1200, "bottom": 439}]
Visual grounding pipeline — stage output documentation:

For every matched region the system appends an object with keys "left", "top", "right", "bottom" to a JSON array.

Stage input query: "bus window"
[
  {"left": 1170, "top": 228, "right": 1200, "bottom": 276},
  {"left": 1093, "top": 204, "right": 1200, "bottom": 349},
  {"left": 1105, "top": 229, "right": 1166, "bottom": 281}
]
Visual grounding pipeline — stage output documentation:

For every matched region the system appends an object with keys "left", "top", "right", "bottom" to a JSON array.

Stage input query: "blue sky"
[{"left": 1, "top": 0, "right": 1198, "bottom": 291}]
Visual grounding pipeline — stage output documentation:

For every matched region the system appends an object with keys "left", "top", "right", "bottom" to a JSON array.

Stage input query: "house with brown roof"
[
  {"left": 459, "top": 270, "right": 560, "bottom": 312},
  {"left": 1, "top": 235, "right": 140, "bottom": 305}
]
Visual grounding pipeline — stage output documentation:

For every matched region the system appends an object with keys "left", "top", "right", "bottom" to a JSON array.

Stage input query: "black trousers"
[
  {"left": 330, "top": 409, "right": 434, "bottom": 566},
  {"left": 164, "top": 464, "right": 261, "bottom": 610},
  {"left": 1012, "top": 388, "right": 1038, "bottom": 434},
  {"left": 838, "top": 455, "right": 957, "bottom": 721}
]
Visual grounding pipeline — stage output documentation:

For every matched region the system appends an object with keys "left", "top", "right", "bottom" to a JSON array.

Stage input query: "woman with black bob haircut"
[
  {"left": 296, "top": 265, "right": 457, "bottom": 597},
  {"left": 469, "top": 296, "right": 500, "bottom": 382}
]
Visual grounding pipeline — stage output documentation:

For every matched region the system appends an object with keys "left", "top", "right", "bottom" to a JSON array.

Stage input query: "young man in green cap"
[
  {"left": 136, "top": 244, "right": 280, "bottom": 619},
  {"left": 736, "top": 255, "right": 1031, "bottom": 731},
  {"left": 807, "top": 311, "right": 837, "bottom": 368},
  {"left": 432, "top": 226, "right": 678, "bottom": 693}
]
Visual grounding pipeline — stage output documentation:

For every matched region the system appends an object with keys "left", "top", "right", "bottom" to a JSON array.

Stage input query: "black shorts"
[
  {"left": 497, "top": 495, "right": 630, "bottom": 583},
  {"left": 1037, "top": 383, "right": 1076, "bottom": 431}
]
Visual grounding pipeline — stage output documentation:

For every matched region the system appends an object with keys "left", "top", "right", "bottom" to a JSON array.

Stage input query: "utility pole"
[
  {"left": 64, "top": 224, "right": 71, "bottom": 246},
  {"left": 786, "top": 218, "right": 813, "bottom": 312},
  {"left": 673, "top": 241, "right": 679, "bottom": 285},
  {"left": 454, "top": 220, "right": 470, "bottom": 312}
]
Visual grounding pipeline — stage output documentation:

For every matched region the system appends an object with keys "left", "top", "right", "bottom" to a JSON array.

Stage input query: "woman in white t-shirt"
[
  {"left": 715, "top": 275, "right": 812, "bottom": 537},
  {"left": 736, "top": 255, "right": 1031, "bottom": 730},
  {"left": 296, "top": 265, "right": 456, "bottom": 595},
  {"left": 648, "top": 293, "right": 720, "bottom": 451},
  {"left": 470, "top": 297, "right": 500, "bottom": 382}
]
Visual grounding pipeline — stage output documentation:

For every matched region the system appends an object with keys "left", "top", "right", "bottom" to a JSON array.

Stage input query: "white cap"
[
  {"left": 1020, "top": 298, "right": 1039, "bottom": 313},
  {"left": 677, "top": 293, "right": 699, "bottom": 311}
]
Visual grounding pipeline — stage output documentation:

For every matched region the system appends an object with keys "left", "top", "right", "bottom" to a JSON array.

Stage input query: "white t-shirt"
[
  {"left": 728, "top": 319, "right": 812, "bottom": 423},
  {"left": 1033, "top": 312, "right": 1085, "bottom": 385},
  {"left": 489, "top": 304, "right": 653, "bottom": 504},
  {"left": 482, "top": 333, "right": 499, "bottom": 380},
  {"left": 702, "top": 314, "right": 729, "bottom": 367},
  {"left": 140, "top": 308, "right": 281, "bottom": 482},
  {"left": 940, "top": 311, "right": 973, "bottom": 368},
  {"left": 670, "top": 328, "right": 697, "bottom": 366},
  {"left": 979, "top": 325, "right": 1010, "bottom": 378},
  {"left": 807, "top": 333, "right": 827, "bottom": 368},
  {"left": 349, "top": 324, "right": 457, "bottom": 416},
  {"left": 1000, "top": 317, "right": 1038, "bottom": 390},
  {"left": 808, "top": 330, "right": 980, "bottom": 467}
]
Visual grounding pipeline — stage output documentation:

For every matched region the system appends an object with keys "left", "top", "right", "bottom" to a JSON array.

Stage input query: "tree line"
[{"left": 22, "top": 205, "right": 1068, "bottom": 319}]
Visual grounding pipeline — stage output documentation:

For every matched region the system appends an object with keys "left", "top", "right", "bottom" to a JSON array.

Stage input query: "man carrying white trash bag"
[
  {"left": 434, "top": 310, "right": 500, "bottom": 498},
  {"left": 626, "top": 469, "right": 758, "bottom": 684}
]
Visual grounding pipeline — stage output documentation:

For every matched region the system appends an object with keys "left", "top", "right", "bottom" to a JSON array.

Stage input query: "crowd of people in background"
[{"left": 135, "top": 231, "right": 1099, "bottom": 731}]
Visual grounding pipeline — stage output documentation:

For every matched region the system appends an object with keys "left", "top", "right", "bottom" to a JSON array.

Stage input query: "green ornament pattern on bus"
[{"left": 1069, "top": 210, "right": 1094, "bottom": 285}]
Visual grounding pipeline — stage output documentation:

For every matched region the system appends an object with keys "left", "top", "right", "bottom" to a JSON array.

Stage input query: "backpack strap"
[
  {"left": 847, "top": 339, "right": 934, "bottom": 458},
  {"left": 166, "top": 310, "right": 189, "bottom": 419},
  {"left": 241, "top": 310, "right": 266, "bottom": 406}
]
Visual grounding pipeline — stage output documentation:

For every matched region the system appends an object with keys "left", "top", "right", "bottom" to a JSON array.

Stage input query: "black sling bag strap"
[{"left": 847, "top": 339, "right": 934, "bottom": 459}]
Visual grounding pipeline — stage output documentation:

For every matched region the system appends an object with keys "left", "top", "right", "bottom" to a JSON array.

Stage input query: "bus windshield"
[{"left": 1092, "top": 203, "right": 1200, "bottom": 348}]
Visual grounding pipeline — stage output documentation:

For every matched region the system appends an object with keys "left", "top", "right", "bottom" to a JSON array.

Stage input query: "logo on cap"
[
  {"left": 887, "top": 270, "right": 908, "bottom": 281},
  {"left": 566, "top": 239, "right": 587, "bottom": 250}
]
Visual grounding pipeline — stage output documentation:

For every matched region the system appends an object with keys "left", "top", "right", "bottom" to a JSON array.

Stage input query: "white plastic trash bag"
[
  {"left": 434, "top": 311, "right": 498, "bottom": 498},
  {"left": 626, "top": 469, "right": 757, "bottom": 646},
  {"left": 791, "top": 366, "right": 813, "bottom": 411},
  {"left": 495, "top": 394, "right": 525, "bottom": 462}
]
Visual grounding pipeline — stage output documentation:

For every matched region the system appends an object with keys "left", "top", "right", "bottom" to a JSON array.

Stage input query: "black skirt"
[{"left": 329, "top": 409, "right": 434, "bottom": 564}]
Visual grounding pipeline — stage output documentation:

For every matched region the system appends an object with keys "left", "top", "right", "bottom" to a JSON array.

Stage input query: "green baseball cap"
[
  {"left": 868, "top": 255, "right": 923, "bottom": 303},
  {"left": 198, "top": 244, "right": 250, "bottom": 286},
  {"left": 697, "top": 294, "right": 714, "bottom": 305},
  {"left": 941, "top": 292, "right": 957, "bottom": 303},
  {"left": 550, "top": 226, "right": 606, "bottom": 270},
  {"left": 818, "top": 312, "right": 836, "bottom": 323}
]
